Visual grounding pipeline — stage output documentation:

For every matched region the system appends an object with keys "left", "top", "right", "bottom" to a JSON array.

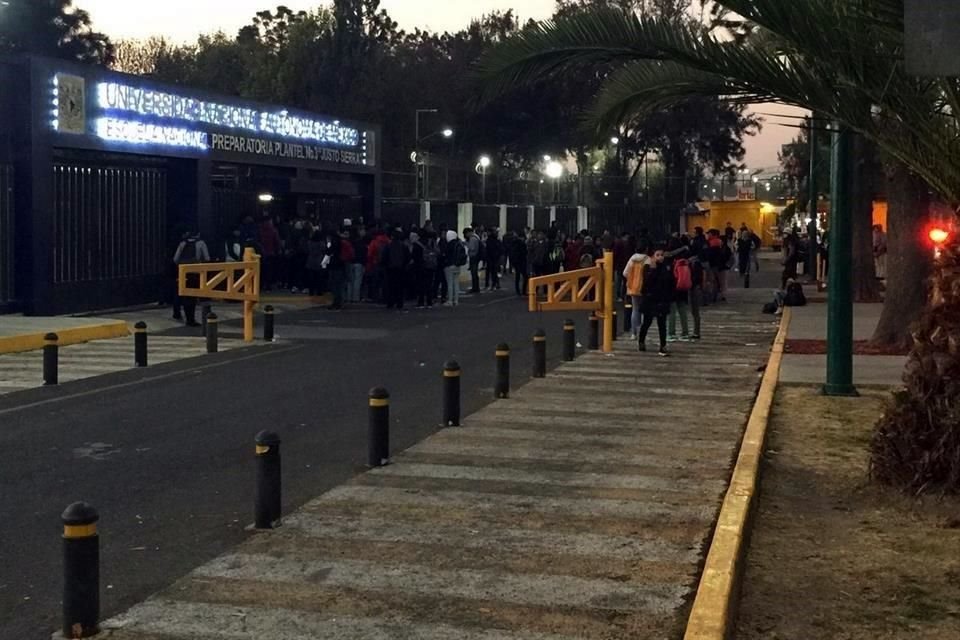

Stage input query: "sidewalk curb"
[
  {"left": 683, "top": 308, "right": 791, "bottom": 640},
  {"left": 0, "top": 321, "right": 130, "bottom": 355}
]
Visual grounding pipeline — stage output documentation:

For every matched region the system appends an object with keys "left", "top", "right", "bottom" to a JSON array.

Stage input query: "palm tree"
[{"left": 478, "top": 0, "right": 960, "bottom": 493}]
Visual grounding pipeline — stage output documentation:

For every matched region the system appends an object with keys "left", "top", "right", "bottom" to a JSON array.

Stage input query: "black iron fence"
[{"left": 52, "top": 163, "right": 167, "bottom": 284}]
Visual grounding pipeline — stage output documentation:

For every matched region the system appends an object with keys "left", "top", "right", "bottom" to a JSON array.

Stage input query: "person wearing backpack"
[
  {"left": 415, "top": 232, "right": 440, "bottom": 308},
  {"left": 465, "top": 227, "right": 482, "bottom": 294},
  {"left": 638, "top": 247, "right": 674, "bottom": 357},
  {"left": 622, "top": 249, "right": 650, "bottom": 339},
  {"left": 668, "top": 252, "right": 693, "bottom": 342},
  {"left": 443, "top": 230, "right": 467, "bottom": 306},
  {"left": 324, "top": 228, "right": 350, "bottom": 311},
  {"left": 172, "top": 230, "right": 210, "bottom": 326},
  {"left": 736, "top": 226, "right": 755, "bottom": 288}
]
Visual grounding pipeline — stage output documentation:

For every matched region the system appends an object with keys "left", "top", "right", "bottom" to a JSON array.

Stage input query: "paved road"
[{"left": 0, "top": 290, "right": 584, "bottom": 639}]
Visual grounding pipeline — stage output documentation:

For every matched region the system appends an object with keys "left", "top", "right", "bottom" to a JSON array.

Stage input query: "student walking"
[
  {"left": 668, "top": 254, "right": 693, "bottom": 341},
  {"left": 638, "top": 247, "right": 674, "bottom": 357},
  {"left": 622, "top": 249, "right": 650, "bottom": 339},
  {"left": 172, "top": 230, "right": 210, "bottom": 327}
]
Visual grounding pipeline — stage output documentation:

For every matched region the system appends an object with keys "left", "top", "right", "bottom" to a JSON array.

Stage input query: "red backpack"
[{"left": 674, "top": 258, "right": 693, "bottom": 291}]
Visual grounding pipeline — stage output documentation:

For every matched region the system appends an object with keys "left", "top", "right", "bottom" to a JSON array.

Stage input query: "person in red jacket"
[
  {"left": 564, "top": 235, "right": 583, "bottom": 272},
  {"left": 366, "top": 228, "right": 390, "bottom": 304}
]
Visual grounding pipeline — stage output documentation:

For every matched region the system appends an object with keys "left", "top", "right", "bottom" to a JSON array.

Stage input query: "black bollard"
[
  {"left": 44, "top": 332, "right": 59, "bottom": 386},
  {"left": 62, "top": 501, "right": 99, "bottom": 638},
  {"left": 443, "top": 360, "right": 461, "bottom": 426},
  {"left": 533, "top": 329, "right": 547, "bottom": 378},
  {"left": 563, "top": 319, "right": 576, "bottom": 362},
  {"left": 134, "top": 322, "right": 148, "bottom": 367},
  {"left": 495, "top": 344, "right": 510, "bottom": 399},
  {"left": 254, "top": 431, "right": 282, "bottom": 529},
  {"left": 264, "top": 305, "right": 275, "bottom": 342},
  {"left": 612, "top": 311, "right": 620, "bottom": 338},
  {"left": 624, "top": 301, "right": 633, "bottom": 335},
  {"left": 588, "top": 315, "right": 600, "bottom": 351},
  {"left": 201, "top": 304, "right": 212, "bottom": 337},
  {"left": 206, "top": 313, "right": 219, "bottom": 354},
  {"left": 368, "top": 387, "right": 390, "bottom": 466}
]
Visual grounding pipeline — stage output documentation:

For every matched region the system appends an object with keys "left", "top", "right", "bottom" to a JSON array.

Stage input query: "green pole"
[
  {"left": 823, "top": 122, "right": 858, "bottom": 396},
  {"left": 807, "top": 117, "right": 819, "bottom": 278}
]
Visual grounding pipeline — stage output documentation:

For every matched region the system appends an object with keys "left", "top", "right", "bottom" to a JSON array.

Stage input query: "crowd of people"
[{"left": 170, "top": 215, "right": 804, "bottom": 354}]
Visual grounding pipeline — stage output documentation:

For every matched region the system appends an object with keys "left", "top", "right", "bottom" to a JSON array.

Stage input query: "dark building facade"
[{"left": 0, "top": 56, "right": 381, "bottom": 315}]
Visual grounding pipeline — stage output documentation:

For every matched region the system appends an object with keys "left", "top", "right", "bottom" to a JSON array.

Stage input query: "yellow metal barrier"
[
  {"left": 178, "top": 248, "right": 260, "bottom": 343},
  {"left": 528, "top": 250, "right": 615, "bottom": 353}
]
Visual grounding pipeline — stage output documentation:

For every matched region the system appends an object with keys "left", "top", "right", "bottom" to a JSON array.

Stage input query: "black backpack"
[
  {"left": 453, "top": 241, "right": 468, "bottom": 267},
  {"left": 177, "top": 239, "right": 198, "bottom": 264}
]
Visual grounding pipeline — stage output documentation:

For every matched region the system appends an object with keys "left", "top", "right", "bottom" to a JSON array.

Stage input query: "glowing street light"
[
  {"left": 479, "top": 155, "right": 491, "bottom": 169},
  {"left": 478, "top": 155, "right": 491, "bottom": 202},
  {"left": 610, "top": 136, "right": 620, "bottom": 145},
  {"left": 543, "top": 155, "right": 552, "bottom": 162},
  {"left": 545, "top": 161, "right": 564, "bottom": 179},
  {"left": 258, "top": 193, "right": 275, "bottom": 203},
  {"left": 442, "top": 128, "right": 454, "bottom": 138},
  {"left": 929, "top": 227, "right": 950, "bottom": 245}
]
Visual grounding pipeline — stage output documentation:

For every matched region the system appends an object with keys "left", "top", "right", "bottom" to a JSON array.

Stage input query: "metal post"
[
  {"left": 264, "top": 305, "right": 275, "bottom": 342},
  {"left": 368, "top": 387, "right": 390, "bottom": 466},
  {"left": 602, "top": 250, "right": 614, "bottom": 353},
  {"left": 43, "top": 332, "right": 59, "bottom": 386},
  {"left": 533, "top": 329, "right": 547, "bottom": 378},
  {"left": 563, "top": 319, "right": 576, "bottom": 362},
  {"left": 588, "top": 315, "right": 599, "bottom": 350},
  {"left": 623, "top": 301, "right": 633, "bottom": 335},
  {"left": 824, "top": 123, "right": 858, "bottom": 396},
  {"left": 254, "top": 431, "right": 282, "bottom": 529},
  {"left": 612, "top": 311, "right": 619, "bottom": 338},
  {"left": 443, "top": 361, "right": 461, "bottom": 426},
  {"left": 201, "top": 303, "right": 212, "bottom": 337},
  {"left": 807, "top": 117, "right": 819, "bottom": 279},
  {"left": 206, "top": 313, "right": 219, "bottom": 354},
  {"left": 62, "top": 501, "right": 99, "bottom": 638},
  {"left": 134, "top": 322, "right": 148, "bottom": 367},
  {"left": 495, "top": 344, "right": 510, "bottom": 399}
]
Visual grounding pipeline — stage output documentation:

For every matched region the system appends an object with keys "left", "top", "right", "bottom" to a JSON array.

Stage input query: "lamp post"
[
  {"left": 414, "top": 108, "right": 438, "bottom": 200},
  {"left": 478, "top": 156, "right": 491, "bottom": 203},
  {"left": 545, "top": 161, "right": 564, "bottom": 204}
]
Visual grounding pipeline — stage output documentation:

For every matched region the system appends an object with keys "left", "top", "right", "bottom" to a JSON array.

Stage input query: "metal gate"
[
  {"left": 53, "top": 163, "right": 167, "bottom": 284},
  {"left": 0, "top": 165, "right": 13, "bottom": 303}
]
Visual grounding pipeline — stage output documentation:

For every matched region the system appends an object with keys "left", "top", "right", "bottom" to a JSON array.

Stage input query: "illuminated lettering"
[
  {"left": 96, "top": 81, "right": 360, "bottom": 147},
  {"left": 95, "top": 117, "right": 208, "bottom": 151}
]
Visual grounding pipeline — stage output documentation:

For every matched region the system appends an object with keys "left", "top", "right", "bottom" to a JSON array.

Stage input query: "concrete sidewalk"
[
  {"left": 95, "top": 300, "right": 777, "bottom": 640},
  {"left": 780, "top": 302, "right": 906, "bottom": 387}
]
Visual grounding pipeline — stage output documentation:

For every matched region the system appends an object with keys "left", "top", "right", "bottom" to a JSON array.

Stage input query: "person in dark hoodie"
[
  {"left": 381, "top": 228, "right": 411, "bottom": 309},
  {"left": 638, "top": 246, "right": 675, "bottom": 357}
]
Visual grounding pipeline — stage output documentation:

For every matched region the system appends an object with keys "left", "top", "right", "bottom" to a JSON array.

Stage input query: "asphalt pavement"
[{"left": 0, "top": 288, "right": 585, "bottom": 639}]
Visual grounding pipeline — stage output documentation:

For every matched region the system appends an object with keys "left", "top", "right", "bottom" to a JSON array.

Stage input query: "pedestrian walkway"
[
  {"left": 0, "top": 335, "right": 253, "bottom": 395},
  {"left": 97, "top": 300, "right": 778, "bottom": 639}
]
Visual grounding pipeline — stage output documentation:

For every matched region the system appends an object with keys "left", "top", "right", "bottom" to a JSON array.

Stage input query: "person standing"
[
  {"left": 736, "top": 225, "right": 755, "bottom": 288},
  {"left": 509, "top": 230, "right": 528, "bottom": 296},
  {"left": 172, "top": 230, "right": 210, "bottom": 327},
  {"left": 873, "top": 224, "right": 887, "bottom": 280},
  {"left": 465, "top": 227, "right": 481, "bottom": 294},
  {"left": 324, "top": 228, "right": 350, "bottom": 311},
  {"left": 306, "top": 228, "right": 326, "bottom": 297},
  {"left": 668, "top": 252, "right": 693, "bottom": 342},
  {"left": 484, "top": 229, "right": 503, "bottom": 290},
  {"left": 637, "top": 247, "right": 674, "bottom": 357},
  {"left": 258, "top": 216, "right": 282, "bottom": 291},
  {"left": 347, "top": 227, "right": 367, "bottom": 302},
  {"left": 418, "top": 233, "right": 440, "bottom": 308},
  {"left": 443, "top": 230, "right": 467, "bottom": 306},
  {"left": 381, "top": 229, "right": 410, "bottom": 309},
  {"left": 688, "top": 252, "right": 705, "bottom": 340},
  {"left": 622, "top": 248, "right": 650, "bottom": 339},
  {"left": 781, "top": 230, "right": 800, "bottom": 289}
]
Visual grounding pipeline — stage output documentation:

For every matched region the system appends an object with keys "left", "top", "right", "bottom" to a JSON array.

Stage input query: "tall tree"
[{"left": 0, "top": 0, "right": 113, "bottom": 64}]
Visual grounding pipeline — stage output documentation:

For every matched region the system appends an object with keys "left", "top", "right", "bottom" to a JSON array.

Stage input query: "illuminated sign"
[
  {"left": 96, "top": 82, "right": 360, "bottom": 147},
  {"left": 48, "top": 74, "right": 372, "bottom": 166},
  {"left": 95, "top": 117, "right": 208, "bottom": 150}
]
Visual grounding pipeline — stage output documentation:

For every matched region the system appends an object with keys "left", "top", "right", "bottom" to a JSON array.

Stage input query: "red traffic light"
[{"left": 929, "top": 227, "right": 950, "bottom": 245}]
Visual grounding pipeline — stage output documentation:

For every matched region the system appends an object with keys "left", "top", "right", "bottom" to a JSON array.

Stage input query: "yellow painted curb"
[
  {"left": 0, "top": 321, "right": 130, "bottom": 355},
  {"left": 683, "top": 308, "right": 791, "bottom": 640}
]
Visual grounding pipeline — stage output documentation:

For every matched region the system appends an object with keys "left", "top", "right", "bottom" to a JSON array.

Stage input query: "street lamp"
[
  {"left": 610, "top": 136, "right": 620, "bottom": 145},
  {"left": 258, "top": 193, "right": 274, "bottom": 203},
  {"left": 545, "top": 160, "right": 563, "bottom": 203},
  {"left": 478, "top": 155, "right": 491, "bottom": 203},
  {"left": 414, "top": 108, "right": 439, "bottom": 200}
]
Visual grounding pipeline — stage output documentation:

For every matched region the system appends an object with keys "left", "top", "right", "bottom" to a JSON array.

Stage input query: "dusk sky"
[{"left": 77, "top": 0, "right": 803, "bottom": 170}]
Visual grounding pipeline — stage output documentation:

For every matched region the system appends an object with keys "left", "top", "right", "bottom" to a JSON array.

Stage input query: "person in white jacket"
[{"left": 622, "top": 251, "right": 651, "bottom": 339}]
